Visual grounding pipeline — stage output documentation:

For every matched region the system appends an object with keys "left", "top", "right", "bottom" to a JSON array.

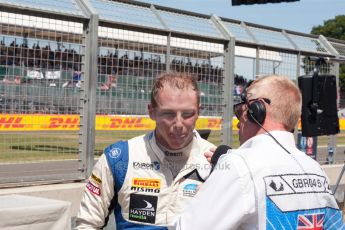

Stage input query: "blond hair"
[
  {"left": 150, "top": 72, "right": 200, "bottom": 108},
  {"left": 247, "top": 75, "right": 301, "bottom": 131}
]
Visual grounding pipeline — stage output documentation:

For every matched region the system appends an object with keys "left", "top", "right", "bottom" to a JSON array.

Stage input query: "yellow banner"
[
  {"left": 0, "top": 114, "right": 222, "bottom": 131},
  {"left": 96, "top": 115, "right": 153, "bottom": 130},
  {"left": 0, "top": 114, "right": 80, "bottom": 131},
  {"left": 0, "top": 114, "right": 344, "bottom": 131}
]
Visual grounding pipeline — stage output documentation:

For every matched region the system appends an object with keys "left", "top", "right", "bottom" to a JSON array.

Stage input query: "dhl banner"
[
  {"left": 0, "top": 114, "right": 345, "bottom": 131},
  {"left": 0, "top": 114, "right": 222, "bottom": 131}
]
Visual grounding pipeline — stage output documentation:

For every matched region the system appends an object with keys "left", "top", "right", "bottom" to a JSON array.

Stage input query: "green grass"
[
  {"left": 0, "top": 131, "right": 148, "bottom": 162},
  {"left": 0, "top": 130, "right": 343, "bottom": 163}
]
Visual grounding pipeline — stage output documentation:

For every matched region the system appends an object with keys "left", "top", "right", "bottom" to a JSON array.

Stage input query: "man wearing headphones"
[{"left": 174, "top": 75, "right": 344, "bottom": 229}]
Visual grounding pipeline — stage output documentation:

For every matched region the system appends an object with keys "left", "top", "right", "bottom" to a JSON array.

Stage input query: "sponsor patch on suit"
[{"left": 129, "top": 194, "right": 158, "bottom": 224}]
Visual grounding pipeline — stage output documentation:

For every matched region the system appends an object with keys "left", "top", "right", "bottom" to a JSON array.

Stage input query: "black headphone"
[
  {"left": 240, "top": 79, "right": 292, "bottom": 156},
  {"left": 241, "top": 80, "right": 268, "bottom": 125}
]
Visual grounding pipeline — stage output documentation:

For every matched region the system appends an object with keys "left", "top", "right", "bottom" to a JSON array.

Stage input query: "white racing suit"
[
  {"left": 176, "top": 131, "right": 345, "bottom": 229},
  {"left": 76, "top": 130, "right": 214, "bottom": 229}
]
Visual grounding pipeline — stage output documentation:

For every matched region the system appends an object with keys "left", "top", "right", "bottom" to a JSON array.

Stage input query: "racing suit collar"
[
  {"left": 147, "top": 130, "right": 211, "bottom": 181},
  {"left": 156, "top": 137, "right": 192, "bottom": 161},
  {"left": 148, "top": 130, "right": 197, "bottom": 163}
]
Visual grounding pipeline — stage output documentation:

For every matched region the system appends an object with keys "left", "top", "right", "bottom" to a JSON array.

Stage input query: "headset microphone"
[
  {"left": 211, "top": 145, "right": 231, "bottom": 170},
  {"left": 247, "top": 112, "right": 292, "bottom": 155}
]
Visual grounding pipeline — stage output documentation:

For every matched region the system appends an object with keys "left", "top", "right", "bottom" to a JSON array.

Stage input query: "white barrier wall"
[{"left": 0, "top": 182, "right": 84, "bottom": 217}]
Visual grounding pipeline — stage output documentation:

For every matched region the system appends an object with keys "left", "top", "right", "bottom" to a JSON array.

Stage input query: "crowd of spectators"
[
  {"left": 0, "top": 38, "right": 81, "bottom": 71},
  {"left": 97, "top": 51, "right": 224, "bottom": 84},
  {"left": 0, "top": 35, "right": 229, "bottom": 115},
  {"left": 1, "top": 36, "right": 225, "bottom": 88}
]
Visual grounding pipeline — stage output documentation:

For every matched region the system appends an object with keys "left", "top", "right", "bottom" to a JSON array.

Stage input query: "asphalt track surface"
[{"left": 315, "top": 146, "right": 345, "bottom": 164}]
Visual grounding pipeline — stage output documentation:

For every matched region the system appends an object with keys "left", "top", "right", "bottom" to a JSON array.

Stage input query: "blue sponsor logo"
[
  {"left": 109, "top": 148, "right": 121, "bottom": 158},
  {"left": 183, "top": 183, "right": 198, "bottom": 197}
]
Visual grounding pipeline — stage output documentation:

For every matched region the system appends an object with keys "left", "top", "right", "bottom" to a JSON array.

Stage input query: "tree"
[
  {"left": 311, "top": 15, "right": 345, "bottom": 106},
  {"left": 311, "top": 15, "right": 345, "bottom": 41}
]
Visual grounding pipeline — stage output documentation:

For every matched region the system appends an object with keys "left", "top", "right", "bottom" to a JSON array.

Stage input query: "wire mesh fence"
[{"left": 0, "top": 10, "right": 85, "bottom": 184}]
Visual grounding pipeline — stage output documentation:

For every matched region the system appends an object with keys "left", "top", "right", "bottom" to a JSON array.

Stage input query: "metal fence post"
[
  {"left": 76, "top": 0, "right": 99, "bottom": 178},
  {"left": 211, "top": 15, "right": 235, "bottom": 146}
]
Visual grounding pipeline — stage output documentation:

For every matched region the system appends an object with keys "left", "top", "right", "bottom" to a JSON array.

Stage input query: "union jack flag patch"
[{"left": 297, "top": 213, "right": 324, "bottom": 230}]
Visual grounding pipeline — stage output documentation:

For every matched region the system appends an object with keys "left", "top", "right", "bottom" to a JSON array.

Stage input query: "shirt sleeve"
[
  {"left": 75, "top": 154, "right": 115, "bottom": 230},
  {"left": 175, "top": 153, "right": 256, "bottom": 230}
]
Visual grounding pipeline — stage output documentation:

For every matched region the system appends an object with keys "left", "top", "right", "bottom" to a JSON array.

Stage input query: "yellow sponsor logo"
[
  {"left": 132, "top": 178, "right": 161, "bottom": 189},
  {"left": 91, "top": 173, "right": 102, "bottom": 185}
]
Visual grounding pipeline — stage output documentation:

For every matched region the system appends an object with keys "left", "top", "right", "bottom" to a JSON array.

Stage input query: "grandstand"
[{"left": 0, "top": 33, "right": 224, "bottom": 115}]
